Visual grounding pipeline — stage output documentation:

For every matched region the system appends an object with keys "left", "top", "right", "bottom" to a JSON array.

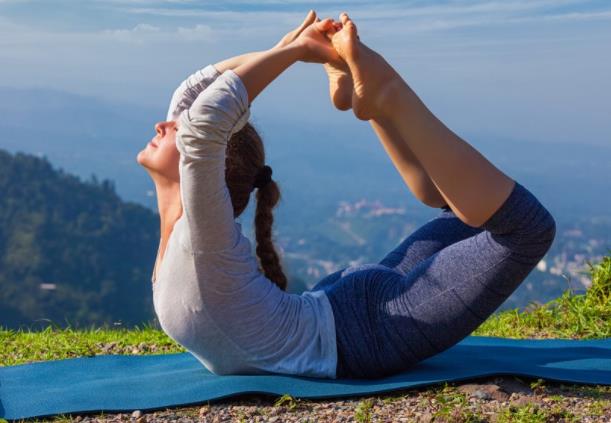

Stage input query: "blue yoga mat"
[{"left": 1, "top": 335, "right": 610, "bottom": 420}]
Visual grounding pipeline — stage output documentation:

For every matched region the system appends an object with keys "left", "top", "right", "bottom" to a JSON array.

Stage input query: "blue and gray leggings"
[{"left": 310, "top": 181, "right": 556, "bottom": 379}]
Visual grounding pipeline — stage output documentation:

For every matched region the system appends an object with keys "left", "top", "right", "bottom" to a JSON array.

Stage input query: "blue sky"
[{"left": 1, "top": 0, "right": 610, "bottom": 146}]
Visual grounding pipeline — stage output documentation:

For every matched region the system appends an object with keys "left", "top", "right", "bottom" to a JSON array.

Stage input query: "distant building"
[
  {"left": 40, "top": 283, "right": 57, "bottom": 290},
  {"left": 536, "top": 259, "right": 547, "bottom": 272}
]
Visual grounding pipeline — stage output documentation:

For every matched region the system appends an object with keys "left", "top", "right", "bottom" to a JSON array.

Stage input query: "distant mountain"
[
  {"left": 0, "top": 86, "right": 162, "bottom": 210},
  {"left": 0, "top": 148, "right": 160, "bottom": 329},
  {"left": 1, "top": 86, "right": 609, "bottom": 223},
  {"left": 1, "top": 88, "right": 609, "bottom": 322},
  {"left": 0, "top": 148, "right": 311, "bottom": 329}
]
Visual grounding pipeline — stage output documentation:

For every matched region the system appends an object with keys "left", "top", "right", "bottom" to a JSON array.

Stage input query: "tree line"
[{"left": 0, "top": 149, "right": 159, "bottom": 329}]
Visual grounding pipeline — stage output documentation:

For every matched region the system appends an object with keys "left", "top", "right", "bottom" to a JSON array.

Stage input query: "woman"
[{"left": 137, "top": 11, "right": 556, "bottom": 380}]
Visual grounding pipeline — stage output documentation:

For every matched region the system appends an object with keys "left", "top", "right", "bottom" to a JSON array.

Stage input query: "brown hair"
[{"left": 224, "top": 121, "right": 288, "bottom": 291}]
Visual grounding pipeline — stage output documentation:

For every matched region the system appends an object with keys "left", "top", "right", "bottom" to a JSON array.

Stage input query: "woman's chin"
[{"left": 136, "top": 150, "right": 149, "bottom": 167}]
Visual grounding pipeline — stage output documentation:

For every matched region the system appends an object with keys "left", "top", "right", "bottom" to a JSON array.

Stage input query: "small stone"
[
  {"left": 510, "top": 396, "right": 533, "bottom": 408},
  {"left": 100, "top": 342, "right": 117, "bottom": 353},
  {"left": 458, "top": 383, "right": 484, "bottom": 395},
  {"left": 199, "top": 406, "right": 210, "bottom": 416},
  {"left": 491, "top": 390, "right": 510, "bottom": 401},
  {"left": 420, "top": 412, "right": 434, "bottom": 423},
  {"left": 496, "top": 377, "right": 533, "bottom": 395},
  {"left": 131, "top": 410, "right": 142, "bottom": 418},
  {"left": 268, "top": 417, "right": 279, "bottom": 423},
  {"left": 136, "top": 416, "right": 147, "bottom": 423},
  {"left": 473, "top": 389, "right": 492, "bottom": 400},
  {"left": 458, "top": 383, "right": 509, "bottom": 401}
]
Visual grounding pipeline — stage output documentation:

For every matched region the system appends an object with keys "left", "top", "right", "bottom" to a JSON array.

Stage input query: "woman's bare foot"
[
  {"left": 323, "top": 61, "right": 353, "bottom": 111},
  {"left": 316, "top": 18, "right": 352, "bottom": 111},
  {"left": 330, "top": 13, "right": 399, "bottom": 120}
]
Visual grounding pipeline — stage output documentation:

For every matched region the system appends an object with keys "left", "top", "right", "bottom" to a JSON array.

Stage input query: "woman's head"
[
  {"left": 137, "top": 120, "right": 181, "bottom": 183},
  {"left": 137, "top": 120, "right": 288, "bottom": 291}
]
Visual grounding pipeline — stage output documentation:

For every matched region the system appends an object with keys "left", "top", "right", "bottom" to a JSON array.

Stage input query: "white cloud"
[
  {"left": 537, "top": 10, "right": 611, "bottom": 22},
  {"left": 176, "top": 24, "right": 214, "bottom": 41},
  {"left": 119, "top": 0, "right": 611, "bottom": 36},
  {"left": 97, "top": 23, "right": 218, "bottom": 43},
  {"left": 100, "top": 23, "right": 161, "bottom": 44},
  {"left": 104, "top": 23, "right": 160, "bottom": 35},
  {"left": 1, "top": 0, "right": 610, "bottom": 146},
  {"left": 123, "top": 0, "right": 584, "bottom": 20},
  {"left": 126, "top": 7, "right": 305, "bottom": 24},
  {"left": 0, "top": 15, "right": 23, "bottom": 33},
  {"left": 370, "top": 8, "right": 611, "bottom": 34}
]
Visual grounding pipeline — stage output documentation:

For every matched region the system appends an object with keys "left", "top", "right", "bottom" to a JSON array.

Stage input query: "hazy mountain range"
[{"left": 1, "top": 86, "right": 609, "bottom": 327}]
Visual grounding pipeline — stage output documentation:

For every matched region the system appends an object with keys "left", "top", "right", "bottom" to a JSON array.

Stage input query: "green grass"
[
  {"left": 1, "top": 255, "right": 609, "bottom": 423},
  {"left": 354, "top": 398, "right": 374, "bottom": 423},
  {"left": 0, "top": 322, "right": 186, "bottom": 367},
  {"left": 1, "top": 255, "right": 609, "bottom": 369},
  {"left": 273, "top": 393, "right": 301, "bottom": 411},
  {"left": 472, "top": 254, "right": 610, "bottom": 339}
]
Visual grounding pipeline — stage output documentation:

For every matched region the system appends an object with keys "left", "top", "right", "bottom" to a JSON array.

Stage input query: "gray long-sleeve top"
[{"left": 151, "top": 65, "right": 338, "bottom": 379}]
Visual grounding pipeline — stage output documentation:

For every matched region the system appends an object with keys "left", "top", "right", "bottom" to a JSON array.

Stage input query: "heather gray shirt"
[{"left": 151, "top": 66, "right": 338, "bottom": 379}]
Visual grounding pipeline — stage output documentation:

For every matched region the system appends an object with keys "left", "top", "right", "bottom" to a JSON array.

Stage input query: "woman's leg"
[
  {"left": 369, "top": 119, "right": 449, "bottom": 208},
  {"left": 331, "top": 14, "right": 515, "bottom": 228},
  {"left": 311, "top": 207, "right": 482, "bottom": 292},
  {"left": 322, "top": 44, "right": 448, "bottom": 209},
  {"left": 324, "top": 181, "right": 556, "bottom": 379},
  {"left": 310, "top": 206, "right": 475, "bottom": 292},
  {"left": 322, "top": 15, "right": 555, "bottom": 379},
  {"left": 378, "top": 207, "right": 484, "bottom": 276}
]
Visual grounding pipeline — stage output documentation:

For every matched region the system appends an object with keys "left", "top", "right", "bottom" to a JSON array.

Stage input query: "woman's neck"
[{"left": 154, "top": 178, "right": 182, "bottom": 241}]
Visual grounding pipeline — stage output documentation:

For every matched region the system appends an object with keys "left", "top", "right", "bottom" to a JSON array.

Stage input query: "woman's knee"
[
  {"left": 487, "top": 182, "right": 556, "bottom": 256},
  {"left": 523, "top": 206, "right": 556, "bottom": 262},
  {"left": 523, "top": 202, "right": 556, "bottom": 245},
  {"left": 508, "top": 203, "right": 556, "bottom": 264},
  {"left": 538, "top": 207, "right": 557, "bottom": 246}
]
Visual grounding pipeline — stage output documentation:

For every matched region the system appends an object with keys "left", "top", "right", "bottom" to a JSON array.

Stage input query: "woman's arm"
[
  {"left": 175, "top": 17, "right": 339, "bottom": 255},
  {"left": 234, "top": 18, "right": 342, "bottom": 103},
  {"left": 233, "top": 45, "right": 302, "bottom": 103},
  {"left": 175, "top": 71, "right": 251, "bottom": 255},
  {"left": 213, "top": 51, "right": 265, "bottom": 74},
  {"left": 166, "top": 64, "right": 222, "bottom": 121},
  {"left": 166, "top": 11, "right": 317, "bottom": 121}
]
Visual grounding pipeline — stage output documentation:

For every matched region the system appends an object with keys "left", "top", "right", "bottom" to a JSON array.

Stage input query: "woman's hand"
[
  {"left": 293, "top": 18, "right": 343, "bottom": 66},
  {"left": 213, "top": 10, "right": 317, "bottom": 74},
  {"left": 273, "top": 10, "right": 317, "bottom": 49},
  {"left": 232, "top": 12, "right": 345, "bottom": 103}
]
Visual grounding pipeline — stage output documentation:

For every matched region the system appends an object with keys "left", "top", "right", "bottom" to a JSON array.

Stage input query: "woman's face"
[{"left": 137, "top": 120, "right": 180, "bottom": 182}]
